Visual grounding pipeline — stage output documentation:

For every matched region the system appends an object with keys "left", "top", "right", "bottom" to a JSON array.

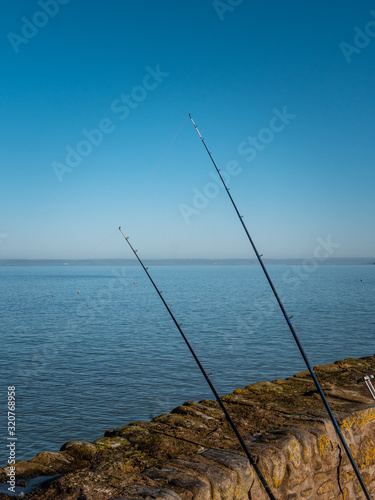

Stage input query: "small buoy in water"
[
  {"left": 133, "top": 282, "right": 136, "bottom": 285},
  {"left": 77, "top": 291, "right": 81, "bottom": 294},
  {"left": 52, "top": 294, "right": 54, "bottom": 297}
]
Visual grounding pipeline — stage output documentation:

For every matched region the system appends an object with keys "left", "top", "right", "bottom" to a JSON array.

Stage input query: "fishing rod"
[
  {"left": 188, "top": 114, "right": 371, "bottom": 499},
  {"left": 118, "top": 227, "right": 277, "bottom": 500}
]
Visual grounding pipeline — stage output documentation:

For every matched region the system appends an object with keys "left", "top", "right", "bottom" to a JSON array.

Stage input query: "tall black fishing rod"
[
  {"left": 188, "top": 114, "right": 371, "bottom": 499},
  {"left": 118, "top": 226, "right": 277, "bottom": 500}
]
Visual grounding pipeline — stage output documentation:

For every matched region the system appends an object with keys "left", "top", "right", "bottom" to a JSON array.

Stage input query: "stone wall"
[{"left": 1, "top": 356, "right": 375, "bottom": 499}]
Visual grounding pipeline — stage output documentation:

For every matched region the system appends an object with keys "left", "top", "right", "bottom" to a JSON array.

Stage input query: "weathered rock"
[
  {"left": 144, "top": 466, "right": 211, "bottom": 499},
  {"left": 0, "top": 474, "right": 60, "bottom": 498},
  {"left": 117, "top": 485, "right": 182, "bottom": 499},
  {"left": 105, "top": 424, "right": 152, "bottom": 442},
  {"left": 153, "top": 413, "right": 209, "bottom": 430},
  {"left": 27, "top": 451, "right": 73, "bottom": 468},
  {"left": 168, "top": 459, "right": 235, "bottom": 500},
  {"left": 1, "top": 355, "right": 375, "bottom": 499},
  {"left": 60, "top": 440, "right": 98, "bottom": 460},
  {"left": 202, "top": 448, "right": 253, "bottom": 497},
  {"left": 93, "top": 436, "right": 131, "bottom": 449}
]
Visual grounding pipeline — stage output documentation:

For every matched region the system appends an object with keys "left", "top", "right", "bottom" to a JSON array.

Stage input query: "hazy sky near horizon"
[{"left": 1, "top": 1, "right": 374, "bottom": 260}]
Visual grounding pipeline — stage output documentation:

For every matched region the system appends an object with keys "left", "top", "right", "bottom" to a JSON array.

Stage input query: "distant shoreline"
[{"left": 0, "top": 258, "right": 374, "bottom": 266}]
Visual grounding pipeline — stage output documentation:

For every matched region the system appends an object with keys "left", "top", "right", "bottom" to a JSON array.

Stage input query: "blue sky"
[{"left": 1, "top": 1, "right": 374, "bottom": 259}]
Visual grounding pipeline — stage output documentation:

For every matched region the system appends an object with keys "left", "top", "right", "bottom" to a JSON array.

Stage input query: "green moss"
[{"left": 93, "top": 436, "right": 130, "bottom": 450}]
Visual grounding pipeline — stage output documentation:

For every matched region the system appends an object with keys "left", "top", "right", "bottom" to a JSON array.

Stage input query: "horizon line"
[{"left": 0, "top": 257, "right": 374, "bottom": 266}]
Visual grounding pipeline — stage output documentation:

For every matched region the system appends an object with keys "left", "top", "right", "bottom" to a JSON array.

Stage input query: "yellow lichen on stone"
[
  {"left": 340, "top": 486, "right": 349, "bottom": 499},
  {"left": 313, "top": 472, "right": 325, "bottom": 485},
  {"left": 268, "top": 449, "right": 286, "bottom": 487},
  {"left": 341, "top": 407, "right": 375, "bottom": 430},
  {"left": 289, "top": 472, "right": 308, "bottom": 489},
  {"left": 4, "top": 354, "right": 375, "bottom": 500},
  {"left": 318, "top": 479, "right": 334, "bottom": 494},
  {"left": 359, "top": 439, "right": 375, "bottom": 467},
  {"left": 339, "top": 470, "right": 355, "bottom": 484},
  {"left": 301, "top": 488, "right": 313, "bottom": 497},
  {"left": 288, "top": 440, "right": 301, "bottom": 469},
  {"left": 318, "top": 434, "right": 331, "bottom": 459}
]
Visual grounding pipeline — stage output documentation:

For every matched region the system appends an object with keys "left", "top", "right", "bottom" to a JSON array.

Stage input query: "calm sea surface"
[{"left": 0, "top": 264, "right": 374, "bottom": 464}]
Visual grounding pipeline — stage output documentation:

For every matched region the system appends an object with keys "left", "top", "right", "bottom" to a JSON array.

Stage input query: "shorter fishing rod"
[
  {"left": 189, "top": 114, "right": 372, "bottom": 500},
  {"left": 118, "top": 227, "right": 277, "bottom": 500}
]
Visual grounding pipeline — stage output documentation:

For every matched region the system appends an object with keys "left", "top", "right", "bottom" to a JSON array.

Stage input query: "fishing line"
[
  {"left": 153, "top": 115, "right": 189, "bottom": 171},
  {"left": 189, "top": 114, "right": 371, "bottom": 500},
  {"left": 118, "top": 227, "right": 277, "bottom": 500},
  {"left": 77, "top": 227, "right": 120, "bottom": 260}
]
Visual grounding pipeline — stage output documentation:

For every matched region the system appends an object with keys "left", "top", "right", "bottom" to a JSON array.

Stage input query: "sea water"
[{"left": 0, "top": 264, "right": 374, "bottom": 464}]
